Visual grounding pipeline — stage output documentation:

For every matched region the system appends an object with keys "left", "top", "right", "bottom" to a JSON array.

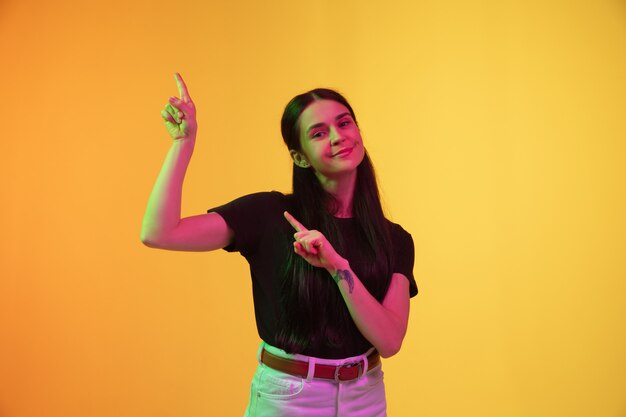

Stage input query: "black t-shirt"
[{"left": 207, "top": 191, "right": 417, "bottom": 358}]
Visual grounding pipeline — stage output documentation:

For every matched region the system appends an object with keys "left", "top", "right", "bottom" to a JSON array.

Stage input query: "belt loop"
[
  {"left": 257, "top": 341, "right": 266, "bottom": 365},
  {"left": 361, "top": 348, "right": 374, "bottom": 378},
  {"left": 361, "top": 356, "right": 369, "bottom": 378},
  {"left": 306, "top": 356, "right": 316, "bottom": 382}
]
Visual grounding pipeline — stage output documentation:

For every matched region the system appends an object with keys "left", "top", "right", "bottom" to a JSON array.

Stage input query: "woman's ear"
[{"left": 289, "top": 150, "right": 310, "bottom": 168}]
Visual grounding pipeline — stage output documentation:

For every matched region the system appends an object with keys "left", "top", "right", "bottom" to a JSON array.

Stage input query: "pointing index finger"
[
  {"left": 174, "top": 72, "right": 192, "bottom": 102},
  {"left": 284, "top": 211, "right": 308, "bottom": 232}
]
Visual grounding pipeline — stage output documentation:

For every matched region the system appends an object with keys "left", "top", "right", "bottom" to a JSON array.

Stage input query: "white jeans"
[{"left": 244, "top": 341, "right": 387, "bottom": 417}]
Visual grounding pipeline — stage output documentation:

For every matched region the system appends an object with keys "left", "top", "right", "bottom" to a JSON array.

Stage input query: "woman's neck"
[{"left": 315, "top": 171, "right": 356, "bottom": 218}]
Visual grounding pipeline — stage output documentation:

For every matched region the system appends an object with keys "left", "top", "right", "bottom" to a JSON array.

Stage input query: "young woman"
[{"left": 141, "top": 73, "right": 418, "bottom": 417}]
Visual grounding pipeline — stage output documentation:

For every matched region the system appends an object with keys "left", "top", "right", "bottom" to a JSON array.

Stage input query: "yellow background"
[{"left": 1, "top": 0, "right": 625, "bottom": 416}]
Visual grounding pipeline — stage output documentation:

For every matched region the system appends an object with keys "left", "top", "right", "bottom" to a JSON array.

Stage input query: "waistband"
[{"left": 256, "top": 341, "right": 380, "bottom": 382}]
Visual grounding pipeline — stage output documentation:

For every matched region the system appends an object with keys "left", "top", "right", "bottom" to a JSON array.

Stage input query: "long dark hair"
[{"left": 275, "top": 88, "right": 394, "bottom": 354}]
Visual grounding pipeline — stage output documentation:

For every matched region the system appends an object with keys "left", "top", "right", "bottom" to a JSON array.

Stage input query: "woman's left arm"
[
  {"left": 283, "top": 211, "right": 411, "bottom": 359},
  {"left": 328, "top": 261, "right": 410, "bottom": 359}
]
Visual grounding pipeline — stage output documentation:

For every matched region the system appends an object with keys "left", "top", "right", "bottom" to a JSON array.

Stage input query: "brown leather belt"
[{"left": 260, "top": 348, "right": 380, "bottom": 382}]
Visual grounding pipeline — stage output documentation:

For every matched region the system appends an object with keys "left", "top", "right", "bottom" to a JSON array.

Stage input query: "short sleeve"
[
  {"left": 207, "top": 191, "right": 285, "bottom": 256},
  {"left": 392, "top": 225, "right": 418, "bottom": 298}
]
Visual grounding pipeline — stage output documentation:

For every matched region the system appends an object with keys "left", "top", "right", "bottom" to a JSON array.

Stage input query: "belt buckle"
[{"left": 334, "top": 361, "right": 363, "bottom": 382}]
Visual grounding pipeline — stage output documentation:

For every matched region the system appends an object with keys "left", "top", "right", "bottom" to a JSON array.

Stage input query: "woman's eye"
[
  {"left": 312, "top": 131, "right": 326, "bottom": 138},
  {"left": 339, "top": 120, "right": 351, "bottom": 127}
]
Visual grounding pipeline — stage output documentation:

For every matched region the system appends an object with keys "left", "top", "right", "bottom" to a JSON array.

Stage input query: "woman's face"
[{"left": 292, "top": 99, "right": 365, "bottom": 179}]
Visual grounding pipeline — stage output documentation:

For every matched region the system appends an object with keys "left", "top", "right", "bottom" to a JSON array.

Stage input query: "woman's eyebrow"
[
  {"left": 306, "top": 123, "right": 325, "bottom": 134},
  {"left": 306, "top": 112, "right": 352, "bottom": 134}
]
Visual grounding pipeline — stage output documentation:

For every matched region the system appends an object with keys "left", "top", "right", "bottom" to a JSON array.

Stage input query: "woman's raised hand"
[
  {"left": 284, "top": 211, "right": 346, "bottom": 273},
  {"left": 161, "top": 73, "right": 197, "bottom": 141}
]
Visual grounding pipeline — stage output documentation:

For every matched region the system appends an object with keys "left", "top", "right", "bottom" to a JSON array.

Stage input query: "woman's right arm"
[{"left": 140, "top": 73, "right": 234, "bottom": 252}]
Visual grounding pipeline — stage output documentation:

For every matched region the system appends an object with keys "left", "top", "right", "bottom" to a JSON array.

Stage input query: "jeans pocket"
[{"left": 257, "top": 365, "right": 306, "bottom": 399}]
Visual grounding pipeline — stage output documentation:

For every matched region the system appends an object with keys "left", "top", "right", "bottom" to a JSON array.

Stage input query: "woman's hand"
[
  {"left": 284, "top": 211, "right": 347, "bottom": 273},
  {"left": 161, "top": 72, "right": 197, "bottom": 141}
]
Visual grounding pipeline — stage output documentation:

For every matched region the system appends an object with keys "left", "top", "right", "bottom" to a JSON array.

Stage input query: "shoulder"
[
  {"left": 209, "top": 190, "right": 289, "bottom": 212},
  {"left": 385, "top": 219, "right": 416, "bottom": 264},
  {"left": 385, "top": 218, "right": 418, "bottom": 297},
  {"left": 206, "top": 191, "right": 292, "bottom": 230},
  {"left": 385, "top": 219, "right": 413, "bottom": 244},
  {"left": 206, "top": 191, "right": 291, "bottom": 255},
  {"left": 233, "top": 190, "right": 287, "bottom": 203}
]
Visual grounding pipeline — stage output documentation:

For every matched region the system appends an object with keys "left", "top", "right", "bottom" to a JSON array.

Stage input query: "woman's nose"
[{"left": 328, "top": 127, "right": 344, "bottom": 145}]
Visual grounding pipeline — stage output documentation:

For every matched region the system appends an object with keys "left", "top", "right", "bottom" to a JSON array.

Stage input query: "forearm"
[
  {"left": 285, "top": 212, "right": 409, "bottom": 357},
  {"left": 328, "top": 261, "right": 405, "bottom": 358},
  {"left": 140, "top": 138, "right": 195, "bottom": 243}
]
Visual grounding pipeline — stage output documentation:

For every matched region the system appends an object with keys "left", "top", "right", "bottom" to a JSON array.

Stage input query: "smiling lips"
[{"left": 333, "top": 147, "right": 353, "bottom": 157}]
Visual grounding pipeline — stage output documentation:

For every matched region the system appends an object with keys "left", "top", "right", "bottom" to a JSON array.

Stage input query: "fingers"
[
  {"left": 284, "top": 212, "right": 323, "bottom": 255},
  {"left": 163, "top": 103, "right": 183, "bottom": 124},
  {"left": 284, "top": 211, "right": 308, "bottom": 232},
  {"left": 168, "top": 96, "right": 194, "bottom": 118},
  {"left": 294, "top": 241, "right": 318, "bottom": 256},
  {"left": 169, "top": 96, "right": 186, "bottom": 110},
  {"left": 293, "top": 230, "right": 321, "bottom": 255},
  {"left": 161, "top": 109, "right": 175, "bottom": 124},
  {"left": 174, "top": 72, "right": 192, "bottom": 103},
  {"left": 294, "top": 241, "right": 304, "bottom": 254}
]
